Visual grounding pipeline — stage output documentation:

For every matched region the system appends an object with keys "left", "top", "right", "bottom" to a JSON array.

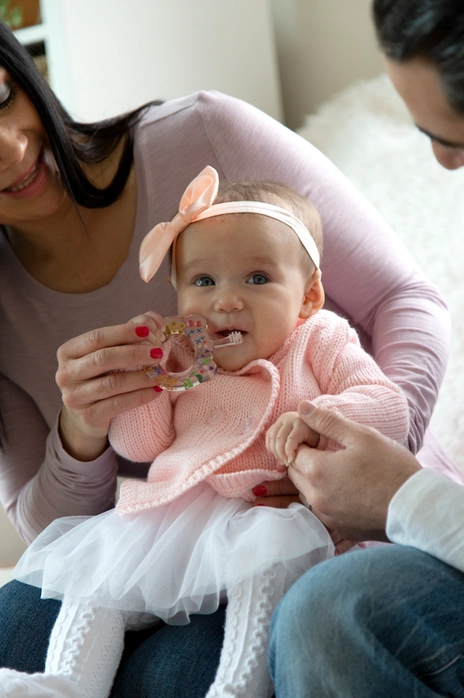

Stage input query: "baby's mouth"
[
  {"left": 217, "top": 329, "right": 245, "bottom": 337},
  {"left": 211, "top": 329, "right": 245, "bottom": 349}
]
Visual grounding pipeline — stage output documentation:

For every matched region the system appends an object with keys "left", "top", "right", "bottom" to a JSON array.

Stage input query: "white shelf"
[{"left": 14, "top": 22, "right": 47, "bottom": 46}]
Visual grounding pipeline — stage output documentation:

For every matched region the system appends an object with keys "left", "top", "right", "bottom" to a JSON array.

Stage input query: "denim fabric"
[
  {"left": 0, "top": 581, "right": 59, "bottom": 673},
  {"left": 0, "top": 580, "right": 224, "bottom": 697},
  {"left": 269, "top": 546, "right": 464, "bottom": 697},
  {"left": 112, "top": 608, "right": 226, "bottom": 698}
]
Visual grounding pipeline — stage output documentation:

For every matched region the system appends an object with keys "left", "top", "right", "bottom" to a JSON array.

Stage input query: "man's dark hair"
[{"left": 372, "top": 0, "right": 464, "bottom": 113}]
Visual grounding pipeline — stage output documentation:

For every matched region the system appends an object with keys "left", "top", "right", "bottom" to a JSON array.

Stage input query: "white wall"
[
  {"left": 42, "top": 0, "right": 283, "bottom": 122},
  {"left": 270, "top": 0, "right": 384, "bottom": 129},
  {"left": 0, "top": 507, "right": 26, "bottom": 568}
]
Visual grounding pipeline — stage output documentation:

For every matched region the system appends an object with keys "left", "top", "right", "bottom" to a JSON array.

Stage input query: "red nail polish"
[
  {"left": 135, "top": 325, "right": 149, "bottom": 337},
  {"left": 254, "top": 503, "right": 265, "bottom": 507},
  {"left": 153, "top": 385, "right": 163, "bottom": 392},
  {"left": 150, "top": 348, "right": 163, "bottom": 359},
  {"left": 253, "top": 485, "right": 267, "bottom": 496}
]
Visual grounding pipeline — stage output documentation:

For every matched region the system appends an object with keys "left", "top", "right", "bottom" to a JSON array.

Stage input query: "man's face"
[{"left": 386, "top": 56, "right": 464, "bottom": 170}]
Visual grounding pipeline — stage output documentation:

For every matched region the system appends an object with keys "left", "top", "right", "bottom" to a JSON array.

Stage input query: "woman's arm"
[
  {"left": 0, "top": 313, "right": 165, "bottom": 542},
  {"left": 197, "top": 91, "right": 450, "bottom": 453},
  {"left": 0, "top": 375, "right": 118, "bottom": 543}
]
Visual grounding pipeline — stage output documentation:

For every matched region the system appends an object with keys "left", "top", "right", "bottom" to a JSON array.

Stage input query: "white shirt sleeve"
[{"left": 386, "top": 467, "right": 464, "bottom": 573}]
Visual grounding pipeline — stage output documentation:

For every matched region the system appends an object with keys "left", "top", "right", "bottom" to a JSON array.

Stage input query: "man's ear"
[{"left": 299, "top": 269, "right": 324, "bottom": 319}]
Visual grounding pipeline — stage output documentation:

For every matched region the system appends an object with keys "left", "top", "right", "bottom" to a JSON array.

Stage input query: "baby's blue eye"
[
  {"left": 194, "top": 276, "right": 215, "bottom": 287},
  {"left": 247, "top": 273, "right": 269, "bottom": 285}
]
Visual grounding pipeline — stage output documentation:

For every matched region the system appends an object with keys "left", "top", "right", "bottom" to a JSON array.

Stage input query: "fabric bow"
[{"left": 139, "top": 166, "right": 219, "bottom": 283}]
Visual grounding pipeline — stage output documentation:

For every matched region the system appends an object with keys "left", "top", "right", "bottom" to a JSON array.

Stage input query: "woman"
[{"left": 0, "top": 17, "right": 459, "bottom": 697}]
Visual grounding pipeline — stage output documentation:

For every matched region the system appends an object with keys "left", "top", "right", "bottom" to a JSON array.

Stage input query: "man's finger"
[{"left": 297, "top": 401, "right": 368, "bottom": 449}]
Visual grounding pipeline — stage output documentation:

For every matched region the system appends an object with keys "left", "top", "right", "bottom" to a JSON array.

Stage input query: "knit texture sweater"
[{"left": 110, "top": 310, "right": 409, "bottom": 516}]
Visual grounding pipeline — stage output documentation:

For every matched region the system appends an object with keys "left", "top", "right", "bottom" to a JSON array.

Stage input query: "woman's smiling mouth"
[{"left": 2, "top": 149, "right": 46, "bottom": 197}]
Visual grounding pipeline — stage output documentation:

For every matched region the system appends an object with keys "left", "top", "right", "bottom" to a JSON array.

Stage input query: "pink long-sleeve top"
[
  {"left": 110, "top": 311, "right": 409, "bottom": 515},
  {"left": 0, "top": 91, "right": 454, "bottom": 543}
]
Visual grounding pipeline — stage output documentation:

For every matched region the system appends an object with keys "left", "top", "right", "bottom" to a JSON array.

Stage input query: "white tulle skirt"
[{"left": 14, "top": 482, "right": 333, "bottom": 624}]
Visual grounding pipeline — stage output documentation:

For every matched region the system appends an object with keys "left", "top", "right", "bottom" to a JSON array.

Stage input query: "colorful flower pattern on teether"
[{"left": 147, "top": 315, "right": 217, "bottom": 392}]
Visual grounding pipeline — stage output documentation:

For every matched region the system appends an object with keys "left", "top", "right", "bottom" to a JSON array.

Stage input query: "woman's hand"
[
  {"left": 252, "top": 475, "right": 302, "bottom": 509},
  {"left": 56, "top": 311, "right": 166, "bottom": 461},
  {"left": 287, "top": 401, "right": 422, "bottom": 542}
]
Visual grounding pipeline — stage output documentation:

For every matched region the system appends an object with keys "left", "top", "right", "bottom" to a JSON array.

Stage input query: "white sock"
[
  {"left": 0, "top": 668, "right": 81, "bottom": 698},
  {"left": 205, "top": 564, "right": 286, "bottom": 698},
  {"left": 0, "top": 599, "right": 126, "bottom": 698},
  {"left": 45, "top": 598, "right": 126, "bottom": 698}
]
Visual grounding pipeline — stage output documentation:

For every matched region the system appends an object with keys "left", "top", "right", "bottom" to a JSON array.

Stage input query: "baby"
[{"left": 2, "top": 167, "right": 409, "bottom": 698}]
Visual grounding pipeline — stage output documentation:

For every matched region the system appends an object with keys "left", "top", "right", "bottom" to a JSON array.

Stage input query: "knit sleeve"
[
  {"left": 308, "top": 313, "right": 410, "bottom": 444},
  {"left": 108, "top": 392, "right": 175, "bottom": 463}
]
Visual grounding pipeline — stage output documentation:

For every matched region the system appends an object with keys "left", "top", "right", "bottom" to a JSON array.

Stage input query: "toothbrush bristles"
[
  {"left": 229, "top": 331, "right": 242, "bottom": 344},
  {"left": 212, "top": 331, "right": 243, "bottom": 348}
]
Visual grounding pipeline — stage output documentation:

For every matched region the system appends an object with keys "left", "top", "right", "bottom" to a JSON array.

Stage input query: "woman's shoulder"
[
  {"left": 132, "top": 90, "right": 323, "bottom": 186},
  {"left": 136, "top": 90, "right": 262, "bottom": 130}
]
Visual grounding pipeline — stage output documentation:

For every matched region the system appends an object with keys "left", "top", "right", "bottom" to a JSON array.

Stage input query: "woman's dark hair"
[
  {"left": 372, "top": 0, "right": 464, "bottom": 113},
  {"left": 0, "top": 22, "right": 161, "bottom": 445},
  {"left": 0, "top": 21, "right": 161, "bottom": 208}
]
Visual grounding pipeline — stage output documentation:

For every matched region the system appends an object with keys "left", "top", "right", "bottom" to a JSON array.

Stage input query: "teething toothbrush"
[{"left": 147, "top": 315, "right": 242, "bottom": 391}]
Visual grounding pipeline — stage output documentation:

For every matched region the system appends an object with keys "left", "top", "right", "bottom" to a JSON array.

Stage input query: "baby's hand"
[{"left": 266, "top": 411, "right": 320, "bottom": 467}]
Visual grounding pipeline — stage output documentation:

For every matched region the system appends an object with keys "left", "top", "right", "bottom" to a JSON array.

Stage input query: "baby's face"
[{"left": 175, "top": 214, "right": 313, "bottom": 371}]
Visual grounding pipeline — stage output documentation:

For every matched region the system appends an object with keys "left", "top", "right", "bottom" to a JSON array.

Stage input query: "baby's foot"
[{"left": 0, "top": 668, "right": 80, "bottom": 698}]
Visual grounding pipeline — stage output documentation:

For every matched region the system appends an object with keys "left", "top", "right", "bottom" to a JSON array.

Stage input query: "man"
[{"left": 269, "top": 2, "right": 464, "bottom": 695}]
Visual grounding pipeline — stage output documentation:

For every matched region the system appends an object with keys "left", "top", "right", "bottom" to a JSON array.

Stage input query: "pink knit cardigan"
[{"left": 110, "top": 310, "right": 409, "bottom": 516}]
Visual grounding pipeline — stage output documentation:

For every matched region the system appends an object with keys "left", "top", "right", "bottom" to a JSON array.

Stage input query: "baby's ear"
[{"left": 299, "top": 269, "right": 324, "bottom": 319}]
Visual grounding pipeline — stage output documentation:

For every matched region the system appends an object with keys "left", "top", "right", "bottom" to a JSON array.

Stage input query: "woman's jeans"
[
  {"left": 0, "top": 580, "right": 225, "bottom": 697},
  {"left": 269, "top": 545, "right": 464, "bottom": 697}
]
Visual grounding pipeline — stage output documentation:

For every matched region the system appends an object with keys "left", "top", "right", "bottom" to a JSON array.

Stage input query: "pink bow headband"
[{"left": 139, "top": 166, "right": 321, "bottom": 285}]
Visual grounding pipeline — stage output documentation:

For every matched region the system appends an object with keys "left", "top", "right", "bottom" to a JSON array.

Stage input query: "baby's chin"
[
  {"left": 214, "top": 347, "right": 255, "bottom": 372},
  {"left": 214, "top": 355, "right": 248, "bottom": 372},
  {"left": 214, "top": 347, "right": 267, "bottom": 372}
]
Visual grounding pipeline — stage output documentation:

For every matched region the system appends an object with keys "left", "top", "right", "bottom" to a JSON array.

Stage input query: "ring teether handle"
[{"left": 147, "top": 315, "right": 217, "bottom": 392}]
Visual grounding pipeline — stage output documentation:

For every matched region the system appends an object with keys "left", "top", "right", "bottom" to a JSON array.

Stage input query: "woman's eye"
[
  {"left": 247, "top": 273, "right": 269, "bottom": 285},
  {"left": 194, "top": 276, "right": 215, "bottom": 287},
  {"left": 0, "top": 81, "right": 16, "bottom": 111}
]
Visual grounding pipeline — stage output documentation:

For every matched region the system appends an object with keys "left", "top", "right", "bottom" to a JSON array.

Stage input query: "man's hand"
[{"left": 286, "top": 401, "right": 421, "bottom": 542}]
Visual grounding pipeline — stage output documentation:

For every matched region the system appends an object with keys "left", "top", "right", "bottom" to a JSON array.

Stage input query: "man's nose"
[{"left": 432, "top": 142, "right": 464, "bottom": 170}]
